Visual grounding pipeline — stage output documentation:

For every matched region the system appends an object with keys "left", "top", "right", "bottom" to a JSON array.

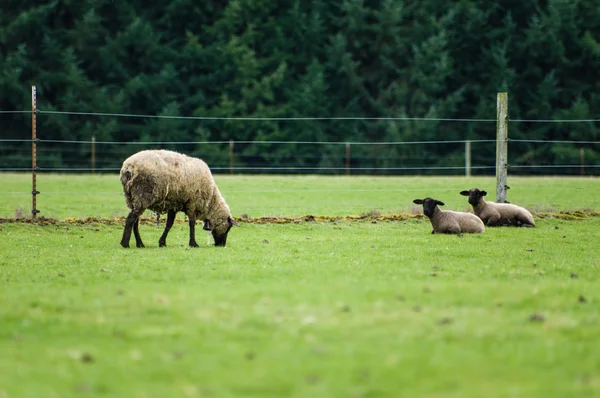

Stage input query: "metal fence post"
[{"left": 31, "top": 86, "right": 40, "bottom": 219}]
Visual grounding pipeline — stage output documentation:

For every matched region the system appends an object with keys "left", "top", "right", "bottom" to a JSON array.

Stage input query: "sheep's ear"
[
  {"left": 202, "top": 220, "right": 213, "bottom": 231},
  {"left": 228, "top": 216, "right": 239, "bottom": 227},
  {"left": 413, "top": 199, "right": 424, "bottom": 205},
  {"left": 460, "top": 190, "right": 469, "bottom": 196},
  {"left": 437, "top": 200, "right": 445, "bottom": 206},
  {"left": 481, "top": 191, "right": 488, "bottom": 196}
]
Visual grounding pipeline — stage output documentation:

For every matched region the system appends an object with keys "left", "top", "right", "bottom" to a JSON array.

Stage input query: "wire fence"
[
  {"left": 1, "top": 107, "right": 599, "bottom": 176},
  {"left": 2, "top": 104, "right": 600, "bottom": 219}
]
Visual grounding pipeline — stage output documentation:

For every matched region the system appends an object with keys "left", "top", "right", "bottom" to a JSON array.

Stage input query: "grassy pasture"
[
  {"left": 1, "top": 172, "right": 600, "bottom": 219},
  {"left": 1, "top": 173, "right": 600, "bottom": 397}
]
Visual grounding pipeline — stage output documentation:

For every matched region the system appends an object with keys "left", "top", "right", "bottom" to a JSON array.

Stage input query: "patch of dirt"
[
  {"left": 0, "top": 213, "right": 423, "bottom": 225},
  {"left": 536, "top": 210, "right": 600, "bottom": 220},
  {"left": 0, "top": 210, "right": 598, "bottom": 225}
]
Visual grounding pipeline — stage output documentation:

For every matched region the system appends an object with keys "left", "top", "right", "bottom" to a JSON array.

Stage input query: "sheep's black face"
[
  {"left": 413, "top": 197, "right": 443, "bottom": 218},
  {"left": 204, "top": 216, "right": 239, "bottom": 247},
  {"left": 212, "top": 226, "right": 231, "bottom": 247},
  {"left": 460, "top": 188, "right": 487, "bottom": 206}
]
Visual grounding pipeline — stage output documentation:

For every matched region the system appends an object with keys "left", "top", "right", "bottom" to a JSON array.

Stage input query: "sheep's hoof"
[
  {"left": 136, "top": 242, "right": 145, "bottom": 248},
  {"left": 121, "top": 243, "right": 130, "bottom": 248},
  {"left": 189, "top": 242, "right": 199, "bottom": 248},
  {"left": 159, "top": 241, "right": 166, "bottom": 247}
]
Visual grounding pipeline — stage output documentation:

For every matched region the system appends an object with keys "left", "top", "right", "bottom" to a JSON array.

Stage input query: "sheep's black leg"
[
  {"left": 133, "top": 217, "right": 145, "bottom": 248},
  {"left": 158, "top": 210, "right": 176, "bottom": 247},
  {"left": 121, "top": 211, "right": 142, "bottom": 248},
  {"left": 188, "top": 214, "right": 199, "bottom": 247}
]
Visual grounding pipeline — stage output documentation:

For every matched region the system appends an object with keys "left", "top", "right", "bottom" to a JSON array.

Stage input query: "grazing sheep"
[
  {"left": 459, "top": 188, "right": 535, "bottom": 227},
  {"left": 413, "top": 197, "right": 485, "bottom": 235},
  {"left": 120, "top": 149, "right": 238, "bottom": 248}
]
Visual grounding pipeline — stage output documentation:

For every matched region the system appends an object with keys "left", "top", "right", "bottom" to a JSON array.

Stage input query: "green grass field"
[
  {"left": 1, "top": 173, "right": 599, "bottom": 397},
  {"left": 2, "top": 172, "right": 600, "bottom": 219}
]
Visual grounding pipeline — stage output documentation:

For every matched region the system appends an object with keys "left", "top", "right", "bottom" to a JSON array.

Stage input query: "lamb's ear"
[
  {"left": 413, "top": 199, "right": 424, "bottom": 205},
  {"left": 481, "top": 190, "right": 488, "bottom": 196},
  {"left": 202, "top": 220, "right": 212, "bottom": 231},
  {"left": 228, "top": 216, "right": 239, "bottom": 227},
  {"left": 460, "top": 190, "right": 469, "bottom": 196},
  {"left": 437, "top": 200, "right": 445, "bottom": 206}
]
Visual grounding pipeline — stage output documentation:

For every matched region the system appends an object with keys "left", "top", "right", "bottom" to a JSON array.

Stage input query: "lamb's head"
[
  {"left": 460, "top": 188, "right": 487, "bottom": 206},
  {"left": 413, "top": 197, "right": 444, "bottom": 218},
  {"left": 203, "top": 216, "right": 239, "bottom": 246}
]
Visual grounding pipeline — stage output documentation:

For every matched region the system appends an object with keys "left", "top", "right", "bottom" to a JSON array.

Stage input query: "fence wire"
[
  {"left": 4, "top": 108, "right": 600, "bottom": 122},
  {"left": 2, "top": 108, "right": 599, "bottom": 175}
]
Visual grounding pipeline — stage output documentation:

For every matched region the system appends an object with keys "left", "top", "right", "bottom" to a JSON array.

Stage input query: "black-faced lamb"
[
  {"left": 413, "top": 197, "right": 485, "bottom": 235},
  {"left": 459, "top": 188, "right": 535, "bottom": 227},
  {"left": 120, "top": 149, "right": 238, "bottom": 248}
]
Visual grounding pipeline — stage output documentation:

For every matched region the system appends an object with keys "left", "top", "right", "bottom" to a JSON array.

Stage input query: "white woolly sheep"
[
  {"left": 120, "top": 149, "right": 238, "bottom": 248},
  {"left": 460, "top": 188, "right": 535, "bottom": 227},
  {"left": 413, "top": 197, "right": 485, "bottom": 235}
]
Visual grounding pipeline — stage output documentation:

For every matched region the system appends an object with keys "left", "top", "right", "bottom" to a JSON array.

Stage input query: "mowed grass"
[
  {"left": 1, "top": 172, "right": 600, "bottom": 219},
  {"left": 1, "top": 173, "right": 600, "bottom": 397}
]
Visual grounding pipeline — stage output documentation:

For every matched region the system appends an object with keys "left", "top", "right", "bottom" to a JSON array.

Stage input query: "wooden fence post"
[{"left": 496, "top": 92, "right": 509, "bottom": 203}]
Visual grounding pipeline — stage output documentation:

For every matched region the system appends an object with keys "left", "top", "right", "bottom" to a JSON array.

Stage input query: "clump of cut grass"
[
  {"left": 360, "top": 208, "right": 382, "bottom": 218},
  {"left": 239, "top": 213, "right": 250, "bottom": 221},
  {"left": 13, "top": 208, "right": 26, "bottom": 219}
]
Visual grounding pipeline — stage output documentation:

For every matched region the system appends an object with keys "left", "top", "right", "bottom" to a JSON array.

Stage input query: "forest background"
[{"left": 1, "top": 0, "right": 599, "bottom": 174}]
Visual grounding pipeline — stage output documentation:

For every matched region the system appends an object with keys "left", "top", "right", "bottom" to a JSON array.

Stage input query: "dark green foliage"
[{"left": 1, "top": 0, "right": 599, "bottom": 174}]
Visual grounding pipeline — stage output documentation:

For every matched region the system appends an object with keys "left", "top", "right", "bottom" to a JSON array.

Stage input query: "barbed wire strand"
[
  {"left": 511, "top": 119, "right": 600, "bottom": 123},
  {"left": 509, "top": 139, "right": 600, "bottom": 144},
  {"left": 36, "top": 110, "right": 497, "bottom": 122},
  {"left": 2, "top": 108, "right": 600, "bottom": 122},
  {"left": 0, "top": 166, "right": 494, "bottom": 172},
  {"left": 3, "top": 183, "right": 600, "bottom": 196},
  {"left": 510, "top": 165, "right": 600, "bottom": 168},
  {"left": 2, "top": 138, "right": 600, "bottom": 145},
  {"left": 3, "top": 165, "right": 599, "bottom": 173},
  {"left": 37, "top": 139, "right": 497, "bottom": 145}
]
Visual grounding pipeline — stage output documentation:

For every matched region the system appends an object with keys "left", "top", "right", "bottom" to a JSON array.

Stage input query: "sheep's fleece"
[
  {"left": 460, "top": 188, "right": 535, "bottom": 227},
  {"left": 413, "top": 197, "right": 485, "bottom": 235},
  {"left": 120, "top": 149, "right": 238, "bottom": 248}
]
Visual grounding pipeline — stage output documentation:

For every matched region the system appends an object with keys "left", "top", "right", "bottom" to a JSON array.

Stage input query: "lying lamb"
[
  {"left": 413, "top": 197, "right": 484, "bottom": 235},
  {"left": 459, "top": 188, "right": 535, "bottom": 227},
  {"left": 120, "top": 149, "right": 238, "bottom": 248}
]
